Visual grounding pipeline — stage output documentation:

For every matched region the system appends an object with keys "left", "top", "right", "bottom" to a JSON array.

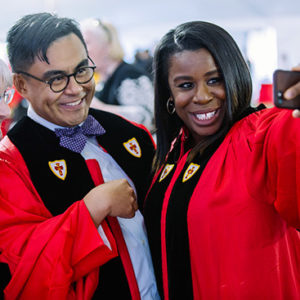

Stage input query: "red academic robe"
[
  {"left": 144, "top": 107, "right": 300, "bottom": 299},
  {"left": 0, "top": 109, "right": 155, "bottom": 299},
  {"left": 0, "top": 138, "right": 142, "bottom": 299}
]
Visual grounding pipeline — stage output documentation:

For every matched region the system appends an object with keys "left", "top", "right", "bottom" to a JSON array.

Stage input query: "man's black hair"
[{"left": 7, "top": 12, "right": 88, "bottom": 72}]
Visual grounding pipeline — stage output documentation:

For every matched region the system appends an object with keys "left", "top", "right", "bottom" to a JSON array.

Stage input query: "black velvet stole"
[
  {"left": 166, "top": 139, "right": 222, "bottom": 300},
  {"left": 144, "top": 135, "right": 223, "bottom": 299},
  {"left": 143, "top": 136, "right": 181, "bottom": 296},
  {"left": 6, "top": 108, "right": 155, "bottom": 299}
]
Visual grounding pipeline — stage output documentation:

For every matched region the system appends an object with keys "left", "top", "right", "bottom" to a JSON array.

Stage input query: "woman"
[
  {"left": 0, "top": 58, "right": 13, "bottom": 297},
  {"left": 0, "top": 58, "right": 13, "bottom": 139},
  {"left": 143, "top": 21, "right": 300, "bottom": 299}
]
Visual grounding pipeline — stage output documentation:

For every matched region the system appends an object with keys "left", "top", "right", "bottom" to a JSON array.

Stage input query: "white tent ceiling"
[
  {"left": 1, "top": 0, "right": 300, "bottom": 39},
  {"left": 1, "top": 0, "right": 300, "bottom": 66}
]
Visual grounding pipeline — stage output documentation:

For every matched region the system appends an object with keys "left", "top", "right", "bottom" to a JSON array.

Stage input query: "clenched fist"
[{"left": 84, "top": 179, "right": 138, "bottom": 226}]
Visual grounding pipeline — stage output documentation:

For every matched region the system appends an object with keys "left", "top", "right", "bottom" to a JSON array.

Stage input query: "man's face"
[{"left": 17, "top": 33, "right": 95, "bottom": 127}]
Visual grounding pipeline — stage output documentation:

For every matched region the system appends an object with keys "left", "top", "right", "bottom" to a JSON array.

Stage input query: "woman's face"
[
  {"left": 168, "top": 49, "right": 226, "bottom": 145},
  {"left": 0, "top": 82, "right": 11, "bottom": 125}
]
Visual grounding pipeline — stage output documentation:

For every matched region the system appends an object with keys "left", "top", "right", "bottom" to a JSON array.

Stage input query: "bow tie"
[{"left": 54, "top": 115, "right": 106, "bottom": 153}]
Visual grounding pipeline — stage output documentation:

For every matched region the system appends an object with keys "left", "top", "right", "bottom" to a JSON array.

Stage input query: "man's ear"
[{"left": 13, "top": 74, "right": 29, "bottom": 98}]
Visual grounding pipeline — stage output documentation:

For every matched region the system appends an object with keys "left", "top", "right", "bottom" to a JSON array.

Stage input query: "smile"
[
  {"left": 195, "top": 110, "right": 217, "bottom": 120},
  {"left": 64, "top": 99, "right": 83, "bottom": 106},
  {"left": 191, "top": 108, "right": 221, "bottom": 126}
]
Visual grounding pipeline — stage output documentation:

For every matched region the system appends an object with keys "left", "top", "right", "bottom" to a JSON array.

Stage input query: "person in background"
[
  {"left": 133, "top": 48, "right": 153, "bottom": 80},
  {"left": 0, "top": 58, "right": 14, "bottom": 299},
  {"left": 0, "top": 12, "right": 160, "bottom": 299},
  {"left": 0, "top": 59, "right": 14, "bottom": 139},
  {"left": 81, "top": 18, "right": 154, "bottom": 132},
  {"left": 143, "top": 21, "right": 300, "bottom": 299}
]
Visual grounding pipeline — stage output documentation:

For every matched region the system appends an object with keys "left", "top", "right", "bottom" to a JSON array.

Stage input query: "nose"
[
  {"left": 193, "top": 83, "right": 213, "bottom": 104},
  {"left": 63, "top": 75, "right": 83, "bottom": 95}
]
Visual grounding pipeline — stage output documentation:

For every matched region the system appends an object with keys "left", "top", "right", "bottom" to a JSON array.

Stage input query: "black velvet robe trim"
[{"left": 144, "top": 136, "right": 222, "bottom": 299}]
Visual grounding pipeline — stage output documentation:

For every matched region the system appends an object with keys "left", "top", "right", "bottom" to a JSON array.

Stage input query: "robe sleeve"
[
  {"left": 0, "top": 138, "right": 118, "bottom": 299},
  {"left": 249, "top": 108, "right": 300, "bottom": 228}
]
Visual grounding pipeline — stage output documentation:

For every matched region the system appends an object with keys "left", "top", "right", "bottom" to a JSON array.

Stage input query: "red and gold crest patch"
[
  {"left": 159, "top": 164, "right": 175, "bottom": 182},
  {"left": 182, "top": 163, "right": 200, "bottom": 182},
  {"left": 49, "top": 160, "right": 67, "bottom": 180},
  {"left": 123, "top": 137, "right": 142, "bottom": 158}
]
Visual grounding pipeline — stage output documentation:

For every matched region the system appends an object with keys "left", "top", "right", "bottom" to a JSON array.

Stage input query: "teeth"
[
  {"left": 196, "top": 110, "right": 216, "bottom": 120},
  {"left": 65, "top": 99, "right": 82, "bottom": 106}
]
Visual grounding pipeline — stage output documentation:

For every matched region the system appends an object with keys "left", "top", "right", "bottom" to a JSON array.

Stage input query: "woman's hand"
[{"left": 283, "top": 65, "right": 300, "bottom": 118}]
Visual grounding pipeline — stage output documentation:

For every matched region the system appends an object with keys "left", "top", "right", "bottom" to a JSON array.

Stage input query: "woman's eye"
[
  {"left": 207, "top": 77, "right": 223, "bottom": 85},
  {"left": 178, "top": 82, "right": 194, "bottom": 89}
]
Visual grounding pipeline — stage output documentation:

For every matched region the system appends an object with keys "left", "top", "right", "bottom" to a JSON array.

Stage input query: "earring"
[{"left": 166, "top": 98, "right": 175, "bottom": 115}]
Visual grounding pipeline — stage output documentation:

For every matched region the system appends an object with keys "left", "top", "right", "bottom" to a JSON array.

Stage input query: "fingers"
[
  {"left": 283, "top": 81, "right": 300, "bottom": 100},
  {"left": 292, "top": 109, "right": 300, "bottom": 118},
  {"left": 132, "top": 198, "right": 138, "bottom": 212},
  {"left": 283, "top": 65, "right": 300, "bottom": 100},
  {"left": 126, "top": 179, "right": 138, "bottom": 211},
  {"left": 291, "top": 64, "right": 300, "bottom": 72},
  {"left": 123, "top": 189, "right": 138, "bottom": 218}
]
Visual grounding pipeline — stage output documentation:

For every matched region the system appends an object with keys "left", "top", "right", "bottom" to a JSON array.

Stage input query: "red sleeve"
[
  {"left": 0, "top": 137, "right": 118, "bottom": 299},
  {"left": 249, "top": 108, "right": 300, "bottom": 228}
]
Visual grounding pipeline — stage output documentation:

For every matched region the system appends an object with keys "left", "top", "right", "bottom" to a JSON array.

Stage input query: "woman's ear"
[{"left": 13, "top": 74, "right": 29, "bottom": 98}]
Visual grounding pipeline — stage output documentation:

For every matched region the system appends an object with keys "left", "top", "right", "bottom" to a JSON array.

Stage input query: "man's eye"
[
  {"left": 50, "top": 75, "right": 65, "bottom": 84},
  {"left": 76, "top": 68, "right": 88, "bottom": 76}
]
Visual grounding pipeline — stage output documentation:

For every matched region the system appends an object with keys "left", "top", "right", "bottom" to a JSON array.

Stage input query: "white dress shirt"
[{"left": 27, "top": 106, "right": 160, "bottom": 300}]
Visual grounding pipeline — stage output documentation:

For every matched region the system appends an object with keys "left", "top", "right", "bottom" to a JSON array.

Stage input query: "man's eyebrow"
[
  {"left": 42, "top": 58, "right": 89, "bottom": 79},
  {"left": 76, "top": 58, "right": 89, "bottom": 69}
]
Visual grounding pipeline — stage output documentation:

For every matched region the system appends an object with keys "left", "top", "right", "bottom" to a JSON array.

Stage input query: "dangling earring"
[{"left": 166, "top": 97, "right": 175, "bottom": 115}]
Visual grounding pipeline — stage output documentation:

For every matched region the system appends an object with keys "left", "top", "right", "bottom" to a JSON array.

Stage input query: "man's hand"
[{"left": 84, "top": 179, "right": 138, "bottom": 226}]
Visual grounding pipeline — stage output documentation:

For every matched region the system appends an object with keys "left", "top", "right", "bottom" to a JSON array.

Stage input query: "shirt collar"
[{"left": 27, "top": 104, "right": 84, "bottom": 132}]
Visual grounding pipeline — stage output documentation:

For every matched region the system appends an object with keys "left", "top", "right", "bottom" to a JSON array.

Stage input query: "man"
[
  {"left": 0, "top": 13, "right": 159, "bottom": 299},
  {"left": 80, "top": 19, "right": 154, "bottom": 132}
]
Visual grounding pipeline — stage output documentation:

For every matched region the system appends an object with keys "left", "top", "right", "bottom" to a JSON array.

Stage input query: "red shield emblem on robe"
[
  {"left": 159, "top": 164, "right": 174, "bottom": 182},
  {"left": 49, "top": 160, "right": 67, "bottom": 180},
  {"left": 182, "top": 163, "right": 200, "bottom": 182},
  {"left": 123, "top": 137, "right": 142, "bottom": 158}
]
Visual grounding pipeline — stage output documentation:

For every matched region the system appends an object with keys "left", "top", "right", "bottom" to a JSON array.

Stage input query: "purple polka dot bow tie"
[{"left": 54, "top": 115, "right": 106, "bottom": 153}]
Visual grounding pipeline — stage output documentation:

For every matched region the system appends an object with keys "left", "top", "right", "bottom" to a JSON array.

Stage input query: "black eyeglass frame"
[{"left": 17, "top": 56, "right": 96, "bottom": 93}]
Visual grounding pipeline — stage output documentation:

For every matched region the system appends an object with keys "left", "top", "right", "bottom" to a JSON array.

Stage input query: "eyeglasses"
[
  {"left": 0, "top": 88, "right": 15, "bottom": 104},
  {"left": 17, "top": 57, "right": 96, "bottom": 93}
]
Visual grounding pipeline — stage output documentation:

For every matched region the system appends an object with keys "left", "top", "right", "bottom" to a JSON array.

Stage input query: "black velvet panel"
[
  {"left": 144, "top": 136, "right": 223, "bottom": 299},
  {"left": 8, "top": 117, "right": 95, "bottom": 215},
  {"left": 90, "top": 109, "right": 155, "bottom": 209}
]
